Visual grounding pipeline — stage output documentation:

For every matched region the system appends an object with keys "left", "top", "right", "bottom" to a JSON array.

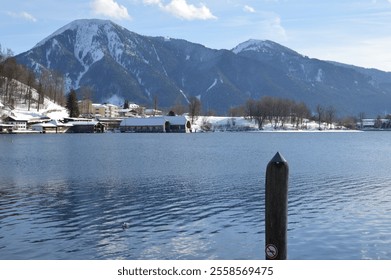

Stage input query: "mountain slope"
[
  {"left": 232, "top": 39, "right": 391, "bottom": 115},
  {"left": 16, "top": 19, "right": 391, "bottom": 116}
]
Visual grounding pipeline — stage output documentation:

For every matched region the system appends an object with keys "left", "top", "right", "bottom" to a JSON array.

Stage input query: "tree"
[
  {"left": 358, "top": 112, "right": 365, "bottom": 130},
  {"left": 153, "top": 95, "right": 158, "bottom": 116},
  {"left": 26, "top": 70, "right": 35, "bottom": 111},
  {"left": 66, "top": 89, "right": 80, "bottom": 117},
  {"left": 374, "top": 115, "right": 383, "bottom": 129},
  {"left": 188, "top": 96, "right": 201, "bottom": 124},
  {"left": 325, "top": 106, "right": 336, "bottom": 129},
  {"left": 316, "top": 105, "right": 324, "bottom": 130},
  {"left": 123, "top": 99, "right": 130, "bottom": 109},
  {"left": 170, "top": 102, "right": 186, "bottom": 116},
  {"left": 292, "top": 102, "right": 310, "bottom": 128},
  {"left": 37, "top": 83, "right": 44, "bottom": 112}
]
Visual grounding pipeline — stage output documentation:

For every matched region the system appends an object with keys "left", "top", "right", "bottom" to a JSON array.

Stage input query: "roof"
[
  {"left": 4, "top": 116, "right": 29, "bottom": 122},
  {"left": 31, "top": 123, "right": 57, "bottom": 128},
  {"left": 120, "top": 117, "right": 167, "bottom": 127},
  {"left": 165, "top": 116, "right": 189, "bottom": 126},
  {"left": 0, "top": 123, "right": 14, "bottom": 127},
  {"left": 120, "top": 116, "right": 189, "bottom": 127},
  {"left": 69, "top": 121, "right": 99, "bottom": 126}
]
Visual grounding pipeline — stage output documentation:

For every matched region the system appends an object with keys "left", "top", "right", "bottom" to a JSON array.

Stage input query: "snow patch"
[
  {"left": 152, "top": 45, "right": 161, "bottom": 62},
  {"left": 232, "top": 39, "right": 272, "bottom": 54},
  {"left": 152, "top": 44, "right": 168, "bottom": 76},
  {"left": 106, "top": 27, "right": 124, "bottom": 61},
  {"left": 135, "top": 71, "right": 143, "bottom": 85},
  {"left": 145, "top": 89, "right": 151, "bottom": 99},
  {"left": 180, "top": 90, "right": 190, "bottom": 104},
  {"left": 315, "top": 69, "right": 324, "bottom": 82},
  {"left": 206, "top": 78, "right": 218, "bottom": 92}
]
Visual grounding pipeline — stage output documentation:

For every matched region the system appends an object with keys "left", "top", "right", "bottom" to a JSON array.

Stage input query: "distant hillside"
[{"left": 15, "top": 19, "right": 391, "bottom": 116}]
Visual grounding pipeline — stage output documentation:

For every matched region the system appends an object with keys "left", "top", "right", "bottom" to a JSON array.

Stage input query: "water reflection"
[{"left": 1, "top": 133, "right": 391, "bottom": 259}]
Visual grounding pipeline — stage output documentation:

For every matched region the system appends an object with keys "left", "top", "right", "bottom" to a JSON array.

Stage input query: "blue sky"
[{"left": 2, "top": 0, "right": 391, "bottom": 71}]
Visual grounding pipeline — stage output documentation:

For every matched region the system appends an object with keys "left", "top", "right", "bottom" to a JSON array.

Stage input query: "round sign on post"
[{"left": 265, "top": 244, "right": 278, "bottom": 260}]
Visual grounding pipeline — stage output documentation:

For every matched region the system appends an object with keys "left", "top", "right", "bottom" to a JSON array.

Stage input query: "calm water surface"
[{"left": 0, "top": 132, "right": 390, "bottom": 259}]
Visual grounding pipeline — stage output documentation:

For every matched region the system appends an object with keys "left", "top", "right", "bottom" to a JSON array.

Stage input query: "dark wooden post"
[{"left": 265, "top": 152, "right": 289, "bottom": 260}]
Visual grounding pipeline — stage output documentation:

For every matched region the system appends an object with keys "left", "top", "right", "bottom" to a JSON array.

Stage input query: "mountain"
[{"left": 16, "top": 19, "right": 391, "bottom": 116}]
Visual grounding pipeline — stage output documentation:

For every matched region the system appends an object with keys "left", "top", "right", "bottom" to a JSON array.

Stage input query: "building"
[
  {"left": 31, "top": 120, "right": 72, "bottom": 133},
  {"left": 62, "top": 117, "right": 105, "bottom": 133},
  {"left": 145, "top": 109, "right": 163, "bottom": 116},
  {"left": 78, "top": 99, "right": 93, "bottom": 117},
  {"left": 3, "top": 116, "right": 29, "bottom": 130},
  {"left": 67, "top": 121, "right": 104, "bottom": 133},
  {"left": 96, "top": 117, "right": 123, "bottom": 131},
  {"left": 31, "top": 122, "right": 58, "bottom": 133},
  {"left": 120, "top": 116, "right": 191, "bottom": 133},
  {"left": 118, "top": 103, "right": 145, "bottom": 117},
  {"left": 358, "top": 118, "right": 391, "bottom": 130},
  {"left": 92, "top": 103, "right": 119, "bottom": 118}
]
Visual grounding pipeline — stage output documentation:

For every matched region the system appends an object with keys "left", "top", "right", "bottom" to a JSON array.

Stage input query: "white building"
[
  {"left": 92, "top": 103, "right": 119, "bottom": 118},
  {"left": 4, "top": 116, "right": 28, "bottom": 130},
  {"left": 120, "top": 116, "right": 191, "bottom": 133}
]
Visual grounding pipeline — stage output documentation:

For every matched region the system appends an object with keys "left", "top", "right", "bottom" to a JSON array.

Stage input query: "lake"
[{"left": 0, "top": 132, "right": 390, "bottom": 260}]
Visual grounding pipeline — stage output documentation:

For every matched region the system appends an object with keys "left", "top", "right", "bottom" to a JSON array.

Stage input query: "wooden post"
[{"left": 265, "top": 152, "right": 289, "bottom": 260}]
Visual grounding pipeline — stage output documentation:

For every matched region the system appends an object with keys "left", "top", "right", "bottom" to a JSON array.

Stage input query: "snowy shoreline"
[{"left": 190, "top": 116, "right": 360, "bottom": 133}]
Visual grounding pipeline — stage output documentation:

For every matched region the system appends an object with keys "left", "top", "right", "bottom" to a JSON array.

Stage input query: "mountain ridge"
[{"left": 16, "top": 19, "right": 391, "bottom": 116}]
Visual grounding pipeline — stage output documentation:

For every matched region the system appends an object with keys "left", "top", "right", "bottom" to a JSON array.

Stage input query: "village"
[
  {"left": 2, "top": 97, "right": 391, "bottom": 134},
  {"left": 2, "top": 84, "right": 391, "bottom": 135},
  {"left": 0, "top": 98, "right": 193, "bottom": 134}
]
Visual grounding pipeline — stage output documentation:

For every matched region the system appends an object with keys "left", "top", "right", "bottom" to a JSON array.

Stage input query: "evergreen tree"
[
  {"left": 123, "top": 99, "right": 129, "bottom": 109},
  {"left": 66, "top": 89, "right": 79, "bottom": 117}
]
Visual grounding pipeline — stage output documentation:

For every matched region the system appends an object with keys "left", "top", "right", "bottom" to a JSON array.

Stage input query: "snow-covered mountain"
[{"left": 16, "top": 19, "right": 391, "bottom": 116}]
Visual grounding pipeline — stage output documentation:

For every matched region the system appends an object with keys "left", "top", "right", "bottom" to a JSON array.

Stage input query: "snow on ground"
[
  {"left": 190, "top": 116, "right": 354, "bottom": 132},
  {"left": 0, "top": 82, "right": 68, "bottom": 121},
  {"left": 8, "top": 99, "right": 68, "bottom": 121}
]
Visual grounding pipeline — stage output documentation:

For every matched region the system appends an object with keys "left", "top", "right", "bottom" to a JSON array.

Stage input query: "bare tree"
[
  {"left": 170, "top": 102, "right": 187, "bottom": 116},
  {"left": 316, "top": 105, "right": 324, "bottom": 130},
  {"left": 292, "top": 102, "right": 310, "bottom": 129},
  {"left": 26, "top": 70, "right": 35, "bottom": 110},
  {"left": 358, "top": 112, "right": 365, "bottom": 130},
  {"left": 153, "top": 95, "right": 158, "bottom": 116},
  {"left": 37, "top": 83, "right": 44, "bottom": 112},
  {"left": 188, "top": 96, "right": 201, "bottom": 124},
  {"left": 325, "top": 106, "right": 336, "bottom": 129}
]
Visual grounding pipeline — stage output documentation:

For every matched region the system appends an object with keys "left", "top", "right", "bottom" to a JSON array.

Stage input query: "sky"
[{"left": 1, "top": 0, "right": 391, "bottom": 71}]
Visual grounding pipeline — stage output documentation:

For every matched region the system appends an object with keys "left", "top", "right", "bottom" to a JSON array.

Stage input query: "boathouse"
[
  {"left": 120, "top": 116, "right": 191, "bottom": 133},
  {"left": 3, "top": 116, "right": 29, "bottom": 131}
]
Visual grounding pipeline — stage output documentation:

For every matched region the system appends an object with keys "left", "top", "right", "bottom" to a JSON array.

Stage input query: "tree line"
[
  {"left": 227, "top": 96, "right": 311, "bottom": 129},
  {"left": 0, "top": 45, "right": 65, "bottom": 111}
]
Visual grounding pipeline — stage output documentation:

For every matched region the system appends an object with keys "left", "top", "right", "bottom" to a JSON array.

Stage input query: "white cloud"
[
  {"left": 262, "top": 14, "right": 287, "bottom": 40},
  {"left": 243, "top": 5, "right": 256, "bottom": 13},
  {"left": 231, "top": 11, "right": 287, "bottom": 42},
  {"left": 144, "top": 0, "right": 217, "bottom": 20},
  {"left": 144, "top": 0, "right": 161, "bottom": 4},
  {"left": 92, "top": 0, "right": 131, "bottom": 20},
  {"left": 7, "top": 11, "right": 37, "bottom": 22}
]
